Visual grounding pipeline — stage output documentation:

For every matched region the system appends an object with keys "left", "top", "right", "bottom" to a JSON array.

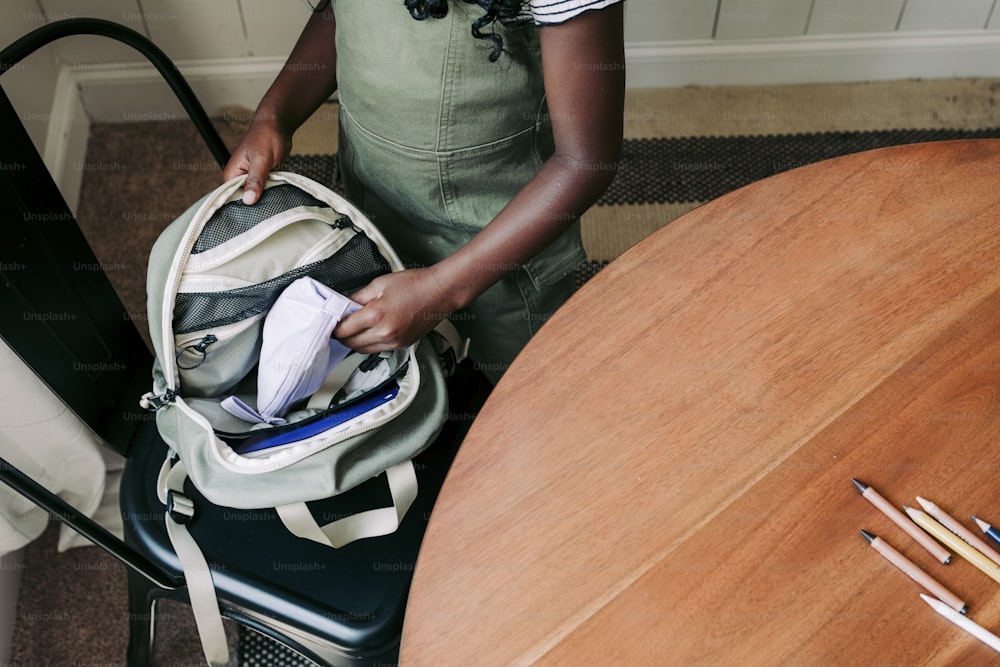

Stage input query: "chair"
[{"left": 0, "top": 20, "right": 490, "bottom": 666}]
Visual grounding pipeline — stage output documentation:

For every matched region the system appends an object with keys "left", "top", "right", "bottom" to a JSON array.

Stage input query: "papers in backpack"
[{"left": 221, "top": 276, "right": 360, "bottom": 424}]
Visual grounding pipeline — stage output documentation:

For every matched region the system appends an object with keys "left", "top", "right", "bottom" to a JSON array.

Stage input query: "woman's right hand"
[
  {"left": 221, "top": 2, "right": 337, "bottom": 205},
  {"left": 222, "top": 116, "right": 292, "bottom": 205}
]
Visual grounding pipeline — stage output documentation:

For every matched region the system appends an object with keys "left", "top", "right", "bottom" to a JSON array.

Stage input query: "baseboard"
[
  {"left": 71, "top": 55, "right": 289, "bottom": 124},
  {"left": 626, "top": 30, "right": 1000, "bottom": 87},
  {"left": 45, "top": 30, "right": 1000, "bottom": 203},
  {"left": 45, "top": 64, "right": 90, "bottom": 216}
]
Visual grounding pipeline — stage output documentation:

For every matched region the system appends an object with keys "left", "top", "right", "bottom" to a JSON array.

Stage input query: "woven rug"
[{"left": 11, "top": 77, "right": 1000, "bottom": 667}]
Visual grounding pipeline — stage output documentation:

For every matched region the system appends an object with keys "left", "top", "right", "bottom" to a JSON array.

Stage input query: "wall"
[
  {"left": 625, "top": 0, "right": 1000, "bottom": 86},
  {"left": 4, "top": 0, "right": 1000, "bottom": 207},
  {"left": 2, "top": 0, "right": 61, "bottom": 152}
]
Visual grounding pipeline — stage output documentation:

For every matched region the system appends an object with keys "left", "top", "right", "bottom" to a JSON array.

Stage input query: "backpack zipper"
[
  {"left": 140, "top": 388, "right": 177, "bottom": 411},
  {"left": 161, "top": 185, "right": 234, "bottom": 390},
  {"left": 175, "top": 334, "right": 217, "bottom": 370}
]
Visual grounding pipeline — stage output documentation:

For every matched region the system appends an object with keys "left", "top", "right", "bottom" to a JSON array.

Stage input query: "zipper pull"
[
  {"left": 193, "top": 334, "right": 217, "bottom": 353},
  {"left": 359, "top": 352, "right": 387, "bottom": 373},
  {"left": 333, "top": 215, "right": 359, "bottom": 231},
  {"left": 176, "top": 334, "right": 217, "bottom": 370},
  {"left": 140, "top": 388, "right": 177, "bottom": 412}
]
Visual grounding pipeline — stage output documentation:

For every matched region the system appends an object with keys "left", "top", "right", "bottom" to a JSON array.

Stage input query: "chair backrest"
[{"left": 0, "top": 86, "right": 152, "bottom": 455}]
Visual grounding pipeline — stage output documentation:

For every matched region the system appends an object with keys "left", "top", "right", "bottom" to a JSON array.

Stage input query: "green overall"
[{"left": 331, "top": 0, "right": 586, "bottom": 383}]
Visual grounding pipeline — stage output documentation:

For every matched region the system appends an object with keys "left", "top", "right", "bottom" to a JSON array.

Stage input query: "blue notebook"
[{"left": 223, "top": 382, "right": 400, "bottom": 455}]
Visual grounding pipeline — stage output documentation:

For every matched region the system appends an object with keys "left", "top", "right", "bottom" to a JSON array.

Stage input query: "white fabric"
[
  {"left": 432, "top": 319, "right": 470, "bottom": 364},
  {"left": 221, "top": 276, "right": 360, "bottom": 424},
  {"left": 0, "top": 340, "right": 124, "bottom": 557},
  {"left": 512, "top": 0, "right": 625, "bottom": 25}
]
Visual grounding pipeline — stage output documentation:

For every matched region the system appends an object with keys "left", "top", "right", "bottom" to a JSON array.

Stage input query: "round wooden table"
[{"left": 401, "top": 140, "right": 1000, "bottom": 665}]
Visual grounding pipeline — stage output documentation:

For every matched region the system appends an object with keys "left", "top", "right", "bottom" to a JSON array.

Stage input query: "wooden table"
[{"left": 400, "top": 140, "right": 1000, "bottom": 665}]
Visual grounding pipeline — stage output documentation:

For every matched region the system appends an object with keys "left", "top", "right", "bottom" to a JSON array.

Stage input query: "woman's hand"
[
  {"left": 220, "top": 2, "right": 337, "bottom": 203},
  {"left": 221, "top": 118, "right": 292, "bottom": 205},
  {"left": 333, "top": 267, "right": 460, "bottom": 352}
]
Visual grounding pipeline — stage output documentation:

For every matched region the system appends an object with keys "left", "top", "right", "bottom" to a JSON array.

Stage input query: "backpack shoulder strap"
[
  {"left": 157, "top": 457, "right": 230, "bottom": 667},
  {"left": 433, "top": 319, "right": 469, "bottom": 363}
]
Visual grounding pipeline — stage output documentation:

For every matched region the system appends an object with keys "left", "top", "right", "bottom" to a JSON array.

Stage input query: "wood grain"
[{"left": 400, "top": 140, "right": 1000, "bottom": 665}]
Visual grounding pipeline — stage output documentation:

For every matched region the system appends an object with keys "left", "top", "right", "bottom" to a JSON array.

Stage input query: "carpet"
[{"left": 11, "top": 77, "right": 1000, "bottom": 666}]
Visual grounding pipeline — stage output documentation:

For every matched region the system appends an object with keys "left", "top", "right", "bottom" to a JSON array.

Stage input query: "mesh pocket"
[
  {"left": 174, "top": 232, "right": 391, "bottom": 335},
  {"left": 193, "top": 184, "right": 330, "bottom": 254}
]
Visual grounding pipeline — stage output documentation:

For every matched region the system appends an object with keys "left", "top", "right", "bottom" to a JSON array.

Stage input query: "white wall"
[
  {"left": 2, "top": 0, "right": 63, "bottom": 170},
  {"left": 5, "top": 0, "right": 1000, "bottom": 128},
  {"left": 623, "top": 0, "right": 1000, "bottom": 87},
  {"left": 6, "top": 0, "right": 1000, "bottom": 126},
  {"left": 624, "top": 0, "right": 998, "bottom": 38}
]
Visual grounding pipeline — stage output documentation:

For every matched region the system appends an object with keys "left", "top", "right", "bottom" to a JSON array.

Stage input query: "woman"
[{"left": 223, "top": 0, "right": 626, "bottom": 383}]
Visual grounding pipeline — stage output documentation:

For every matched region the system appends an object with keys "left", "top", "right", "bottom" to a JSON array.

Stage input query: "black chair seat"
[{"left": 119, "top": 365, "right": 489, "bottom": 665}]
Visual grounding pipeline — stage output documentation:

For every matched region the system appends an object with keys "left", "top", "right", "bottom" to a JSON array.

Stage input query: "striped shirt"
[{"left": 509, "top": 0, "right": 625, "bottom": 26}]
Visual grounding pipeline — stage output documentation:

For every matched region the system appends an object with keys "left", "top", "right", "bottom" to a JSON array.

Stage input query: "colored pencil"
[
  {"left": 921, "top": 594, "right": 1000, "bottom": 653},
  {"left": 861, "top": 530, "right": 967, "bottom": 613},
  {"left": 915, "top": 497, "right": 1000, "bottom": 568},
  {"left": 973, "top": 517, "right": 1000, "bottom": 549},
  {"left": 851, "top": 478, "right": 952, "bottom": 564},
  {"left": 904, "top": 506, "right": 1000, "bottom": 585}
]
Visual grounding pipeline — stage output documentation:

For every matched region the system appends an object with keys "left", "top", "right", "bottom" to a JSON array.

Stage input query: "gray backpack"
[{"left": 140, "top": 170, "right": 464, "bottom": 666}]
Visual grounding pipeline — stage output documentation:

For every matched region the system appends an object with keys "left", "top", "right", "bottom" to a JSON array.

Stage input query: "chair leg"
[{"left": 125, "top": 568, "right": 158, "bottom": 667}]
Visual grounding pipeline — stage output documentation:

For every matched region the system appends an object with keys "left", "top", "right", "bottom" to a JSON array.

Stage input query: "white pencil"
[
  {"left": 915, "top": 497, "right": 1000, "bottom": 567},
  {"left": 921, "top": 594, "right": 1000, "bottom": 653}
]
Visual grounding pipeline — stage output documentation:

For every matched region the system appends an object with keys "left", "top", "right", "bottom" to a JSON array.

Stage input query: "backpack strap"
[
  {"left": 433, "top": 319, "right": 469, "bottom": 364},
  {"left": 157, "top": 457, "right": 230, "bottom": 667},
  {"left": 305, "top": 351, "right": 370, "bottom": 410},
  {"left": 275, "top": 459, "right": 418, "bottom": 548},
  {"left": 155, "top": 455, "right": 419, "bottom": 665}
]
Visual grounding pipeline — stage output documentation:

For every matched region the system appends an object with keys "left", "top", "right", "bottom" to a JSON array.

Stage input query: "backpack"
[{"left": 140, "top": 170, "right": 466, "bottom": 666}]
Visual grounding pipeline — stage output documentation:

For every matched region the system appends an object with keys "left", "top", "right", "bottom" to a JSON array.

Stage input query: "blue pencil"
[{"left": 972, "top": 516, "right": 1000, "bottom": 547}]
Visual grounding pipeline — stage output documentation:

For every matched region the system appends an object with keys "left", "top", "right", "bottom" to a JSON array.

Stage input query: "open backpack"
[{"left": 140, "top": 170, "right": 467, "bottom": 666}]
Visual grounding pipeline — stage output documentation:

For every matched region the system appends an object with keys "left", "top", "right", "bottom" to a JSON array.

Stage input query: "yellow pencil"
[
  {"left": 915, "top": 496, "right": 1000, "bottom": 568},
  {"left": 904, "top": 506, "right": 1000, "bottom": 586}
]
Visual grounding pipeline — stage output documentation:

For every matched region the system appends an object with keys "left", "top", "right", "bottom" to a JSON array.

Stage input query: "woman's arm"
[
  {"left": 334, "top": 5, "right": 626, "bottom": 351},
  {"left": 221, "top": 2, "right": 339, "bottom": 204}
]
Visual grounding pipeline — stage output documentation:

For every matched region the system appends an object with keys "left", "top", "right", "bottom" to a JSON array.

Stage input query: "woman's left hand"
[{"left": 332, "top": 267, "right": 459, "bottom": 352}]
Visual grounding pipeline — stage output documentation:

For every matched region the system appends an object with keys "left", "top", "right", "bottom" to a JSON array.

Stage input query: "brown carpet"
[
  {"left": 13, "top": 78, "right": 1000, "bottom": 666},
  {"left": 12, "top": 523, "right": 232, "bottom": 666},
  {"left": 75, "top": 119, "right": 247, "bottom": 351},
  {"left": 13, "top": 525, "right": 129, "bottom": 664}
]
